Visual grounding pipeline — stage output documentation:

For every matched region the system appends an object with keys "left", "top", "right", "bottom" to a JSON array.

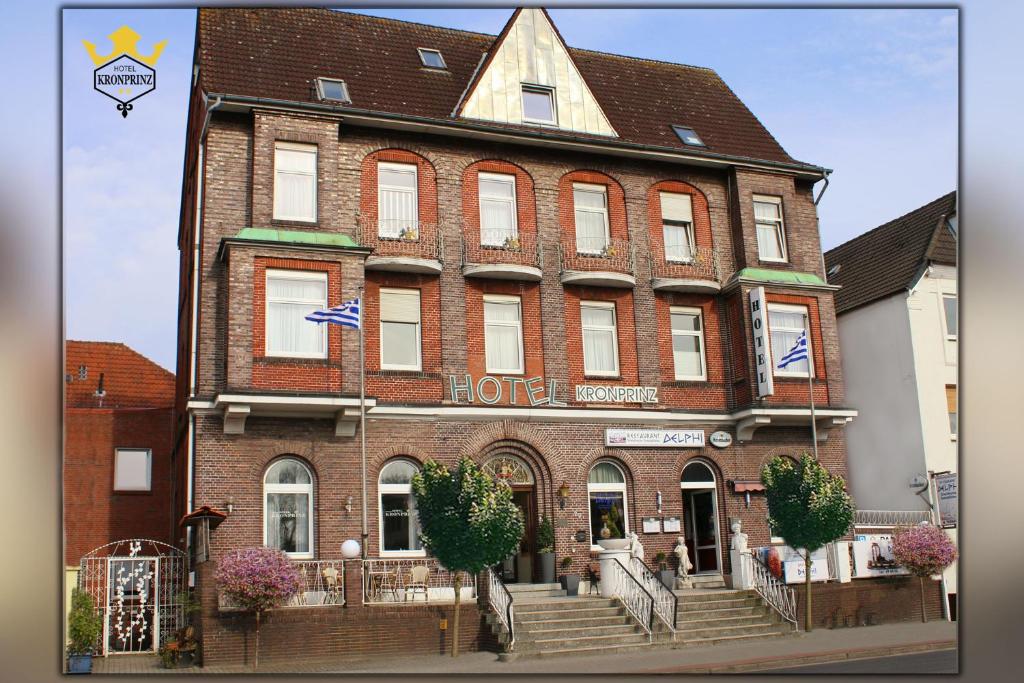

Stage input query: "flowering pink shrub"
[
  {"left": 892, "top": 524, "right": 957, "bottom": 577},
  {"left": 215, "top": 547, "right": 302, "bottom": 612}
]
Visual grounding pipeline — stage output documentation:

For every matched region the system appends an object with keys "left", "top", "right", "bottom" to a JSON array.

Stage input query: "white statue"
[
  {"left": 674, "top": 537, "right": 693, "bottom": 578},
  {"left": 628, "top": 531, "right": 644, "bottom": 561},
  {"left": 730, "top": 520, "right": 749, "bottom": 553}
]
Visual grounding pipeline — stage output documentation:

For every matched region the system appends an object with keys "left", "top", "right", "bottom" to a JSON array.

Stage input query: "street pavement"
[{"left": 759, "top": 649, "right": 958, "bottom": 674}]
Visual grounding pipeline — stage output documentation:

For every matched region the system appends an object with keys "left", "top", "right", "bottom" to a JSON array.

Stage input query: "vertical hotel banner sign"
[{"left": 749, "top": 286, "right": 774, "bottom": 397}]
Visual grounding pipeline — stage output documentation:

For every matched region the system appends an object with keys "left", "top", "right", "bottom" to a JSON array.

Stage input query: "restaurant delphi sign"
[
  {"left": 935, "top": 472, "right": 957, "bottom": 528},
  {"left": 605, "top": 428, "right": 705, "bottom": 448},
  {"left": 576, "top": 385, "right": 658, "bottom": 404},
  {"left": 749, "top": 287, "right": 774, "bottom": 397}
]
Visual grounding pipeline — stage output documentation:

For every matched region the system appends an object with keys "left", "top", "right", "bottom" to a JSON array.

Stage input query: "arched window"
[
  {"left": 681, "top": 461, "right": 716, "bottom": 486},
  {"left": 588, "top": 461, "right": 629, "bottom": 546},
  {"left": 264, "top": 458, "right": 314, "bottom": 558},
  {"left": 379, "top": 459, "right": 424, "bottom": 555}
]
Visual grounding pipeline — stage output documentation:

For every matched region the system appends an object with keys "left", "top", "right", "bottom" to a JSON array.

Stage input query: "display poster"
[{"left": 851, "top": 534, "right": 910, "bottom": 578}]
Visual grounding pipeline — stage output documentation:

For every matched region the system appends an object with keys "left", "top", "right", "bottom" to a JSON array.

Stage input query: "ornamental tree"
[
  {"left": 411, "top": 457, "right": 525, "bottom": 657},
  {"left": 892, "top": 524, "right": 957, "bottom": 622},
  {"left": 216, "top": 547, "right": 302, "bottom": 669},
  {"left": 762, "top": 454, "right": 855, "bottom": 632}
]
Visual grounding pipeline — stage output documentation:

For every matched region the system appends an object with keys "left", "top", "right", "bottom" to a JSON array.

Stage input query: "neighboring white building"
[{"left": 825, "top": 192, "right": 958, "bottom": 619}]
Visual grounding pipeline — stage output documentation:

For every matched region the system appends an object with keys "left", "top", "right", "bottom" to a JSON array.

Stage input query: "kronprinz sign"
[
  {"left": 605, "top": 429, "right": 705, "bottom": 448},
  {"left": 576, "top": 385, "right": 658, "bottom": 404}
]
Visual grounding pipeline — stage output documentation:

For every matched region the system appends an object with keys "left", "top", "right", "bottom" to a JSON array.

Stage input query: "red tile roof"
[
  {"left": 825, "top": 192, "right": 957, "bottom": 315},
  {"left": 197, "top": 8, "right": 813, "bottom": 169},
  {"left": 65, "top": 341, "right": 174, "bottom": 409}
]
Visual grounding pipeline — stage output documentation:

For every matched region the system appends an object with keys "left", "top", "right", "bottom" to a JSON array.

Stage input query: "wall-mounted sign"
[
  {"left": 750, "top": 287, "right": 774, "bottom": 397},
  {"left": 758, "top": 545, "right": 828, "bottom": 584},
  {"left": 605, "top": 428, "right": 705, "bottom": 448},
  {"left": 448, "top": 374, "right": 566, "bottom": 406},
  {"left": 576, "top": 385, "right": 658, "bottom": 404},
  {"left": 851, "top": 534, "right": 909, "bottom": 578},
  {"left": 642, "top": 517, "right": 661, "bottom": 534},
  {"left": 935, "top": 473, "right": 957, "bottom": 528},
  {"left": 709, "top": 431, "right": 733, "bottom": 448},
  {"left": 663, "top": 517, "right": 681, "bottom": 533}
]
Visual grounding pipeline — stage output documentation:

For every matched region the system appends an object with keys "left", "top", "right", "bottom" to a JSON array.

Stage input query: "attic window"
[
  {"left": 671, "top": 125, "right": 705, "bottom": 147},
  {"left": 522, "top": 85, "right": 556, "bottom": 125},
  {"left": 417, "top": 48, "right": 446, "bottom": 69},
  {"left": 315, "top": 77, "right": 350, "bottom": 104}
]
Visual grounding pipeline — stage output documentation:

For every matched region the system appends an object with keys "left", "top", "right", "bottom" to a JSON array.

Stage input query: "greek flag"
[
  {"left": 777, "top": 331, "right": 808, "bottom": 369},
  {"left": 305, "top": 298, "right": 360, "bottom": 329}
]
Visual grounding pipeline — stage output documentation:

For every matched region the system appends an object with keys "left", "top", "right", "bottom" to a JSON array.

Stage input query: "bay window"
[
  {"left": 265, "top": 270, "right": 327, "bottom": 358},
  {"left": 581, "top": 301, "right": 619, "bottom": 376},
  {"left": 588, "top": 461, "right": 628, "bottom": 547},
  {"left": 379, "top": 459, "right": 423, "bottom": 555},
  {"left": 264, "top": 458, "right": 314, "bottom": 558},
  {"left": 753, "top": 195, "right": 787, "bottom": 262},
  {"left": 479, "top": 172, "right": 518, "bottom": 246},
  {"left": 377, "top": 161, "right": 418, "bottom": 238},
  {"left": 661, "top": 192, "right": 695, "bottom": 262},
  {"left": 273, "top": 142, "right": 317, "bottom": 222},
  {"left": 671, "top": 307, "right": 707, "bottom": 381},
  {"left": 484, "top": 295, "right": 524, "bottom": 374},
  {"left": 573, "top": 183, "right": 610, "bottom": 254},
  {"left": 768, "top": 303, "right": 811, "bottom": 377},
  {"left": 379, "top": 288, "right": 421, "bottom": 371}
]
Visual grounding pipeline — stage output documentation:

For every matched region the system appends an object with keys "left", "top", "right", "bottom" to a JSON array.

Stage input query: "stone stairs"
[{"left": 672, "top": 588, "right": 795, "bottom": 646}]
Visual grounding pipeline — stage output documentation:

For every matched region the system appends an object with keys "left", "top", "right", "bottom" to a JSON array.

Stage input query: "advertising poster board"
[
  {"left": 851, "top": 534, "right": 909, "bottom": 578},
  {"left": 756, "top": 545, "right": 829, "bottom": 584},
  {"left": 935, "top": 473, "right": 957, "bottom": 528}
]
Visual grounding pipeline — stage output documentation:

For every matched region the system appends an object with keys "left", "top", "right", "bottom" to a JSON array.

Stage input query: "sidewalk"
[{"left": 92, "top": 620, "right": 956, "bottom": 675}]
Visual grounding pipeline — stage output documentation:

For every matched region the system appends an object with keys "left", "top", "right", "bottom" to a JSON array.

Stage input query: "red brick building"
[{"left": 170, "top": 9, "right": 940, "bottom": 666}]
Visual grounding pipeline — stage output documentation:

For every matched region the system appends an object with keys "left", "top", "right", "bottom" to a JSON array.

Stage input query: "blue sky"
[{"left": 61, "top": 6, "right": 957, "bottom": 371}]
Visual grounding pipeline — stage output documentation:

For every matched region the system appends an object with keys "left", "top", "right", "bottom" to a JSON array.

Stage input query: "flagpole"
[
  {"left": 805, "top": 314, "right": 819, "bottom": 459},
  {"left": 358, "top": 285, "right": 368, "bottom": 560}
]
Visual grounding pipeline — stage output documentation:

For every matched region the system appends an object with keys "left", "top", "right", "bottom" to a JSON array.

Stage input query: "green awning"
[
  {"left": 736, "top": 267, "right": 826, "bottom": 286},
  {"left": 232, "top": 227, "right": 361, "bottom": 249}
]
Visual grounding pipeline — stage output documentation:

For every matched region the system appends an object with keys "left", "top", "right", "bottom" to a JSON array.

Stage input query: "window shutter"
[
  {"left": 380, "top": 289, "right": 420, "bottom": 323},
  {"left": 661, "top": 192, "right": 693, "bottom": 223}
]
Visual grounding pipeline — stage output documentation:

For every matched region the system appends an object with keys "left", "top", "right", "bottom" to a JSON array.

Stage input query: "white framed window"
[
  {"left": 661, "top": 192, "right": 695, "bottom": 262},
  {"left": 484, "top": 295, "right": 524, "bottom": 375},
  {"left": 521, "top": 84, "right": 556, "bottom": 124},
  {"left": 315, "top": 77, "right": 350, "bottom": 104},
  {"left": 581, "top": 301, "right": 619, "bottom": 376},
  {"left": 379, "top": 459, "right": 425, "bottom": 556},
  {"left": 273, "top": 142, "right": 317, "bottom": 222},
  {"left": 377, "top": 161, "right": 419, "bottom": 238},
  {"left": 114, "top": 448, "right": 151, "bottom": 492},
  {"left": 768, "top": 303, "right": 811, "bottom": 377},
  {"left": 753, "top": 195, "right": 787, "bottom": 262},
  {"left": 265, "top": 269, "right": 328, "bottom": 358},
  {"left": 417, "top": 48, "right": 446, "bottom": 69},
  {"left": 380, "top": 288, "right": 422, "bottom": 371},
  {"left": 942, "top": 294, "right": 957, "bottom": 340},
  {"left": 671, "top": 125, "right": 705, "bottom": 147},
  {"left": 479, "top": 172, "right": 518, "bottom": 246},
  {"left": 588, "top": 461, "right": 629, "bottom": 547},
  {"left": 671, "top": 306, "right": 707, "bottom": 381},
  {"left": 264, "top": 458, "right": 314, "bottom": 559},
  {"left": 574, "top": 183, "right": 610, "bottom": 254}
]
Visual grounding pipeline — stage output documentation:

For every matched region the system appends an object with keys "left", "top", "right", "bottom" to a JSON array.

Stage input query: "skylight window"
[
  {"left": 417, "top": 48, "right": 447, "bottom": 69},
  {"left": 315, "top": 77, "right": 351, "bottom": 104},
  {"left": 671, "top": 125, "right": 705, "bottom": 147},
  {"left": 521, "top": 85, "right": 556, "bottom": 125},
  {"left": 827, "top": 263, "right": 841, "bottom": 278}
]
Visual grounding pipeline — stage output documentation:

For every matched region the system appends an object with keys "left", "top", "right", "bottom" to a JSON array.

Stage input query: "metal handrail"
[
  {"left": 628, "top": 557, "right": 677, "bottom": 637},
  {"left": 486, "top": 566, "right": 515, "bottom": 651},
  {"left": 745, "top": 552, "right": 798, "bottom": 627},
  {"left": 609, "top": 557, "right": 654, "bottom": 641},
  {"left": 649, "top": 244, "right": 720, "bottom": 282}
]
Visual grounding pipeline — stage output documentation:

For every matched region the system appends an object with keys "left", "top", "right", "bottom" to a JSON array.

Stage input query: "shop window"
[
  {"left": 379, "top": 459, "right": 424, "bottom": 555},
  {"left": 573, "top": 183, "right": 610, "bottom": 254},
  {"left": 753, "top": 195, "right": 787, "bottom": 262},
  {"left": 264, "top": 458, "right": 314, "bottom": 558},
  {"left": 377, "top": 161, "right": 419, "bottom": 238},
  {"left": 379, "top": 288, "right": 421, "bottom": 371},
  {"left": 581, "top": 301, "right": 619, "bottom": 376},
  {"left": 768, "top": 303, "right": 811, "bottom": 377},
  {"left": 265, "top": 270, "right": 328, "bottom": 358},
  {"left": 671, "top": 307, "right": 707, "bottom": 381},
  {"left": 479, "top": 172, "right": 518, "bottom": 246},
  {"left": 273, "top": 142, "right": 317, "bottom": 222},
  {"left": 661, "top": 192, "right": 695, "bottom": 262},
  {"left": 114, "top": 448, "right": 151, "bottom": 492},
  {"left": 484, "top": 295, "right": 524, "bottom": 374},
  {"left": 588, "top": 461, "right": 628, "bottom": 546}
]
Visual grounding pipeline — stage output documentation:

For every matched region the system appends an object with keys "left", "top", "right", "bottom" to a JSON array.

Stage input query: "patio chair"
[
  {"left": 322, "top": 566, "right": 342, "bottom": 605},
  {"left": 405, "top": 565, "right": 430, "bottom": 603}
]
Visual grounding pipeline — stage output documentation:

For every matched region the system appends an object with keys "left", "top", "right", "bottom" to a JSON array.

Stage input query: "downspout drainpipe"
[{"left": 813, "top": 170, "right": 832, "bottom": 281}]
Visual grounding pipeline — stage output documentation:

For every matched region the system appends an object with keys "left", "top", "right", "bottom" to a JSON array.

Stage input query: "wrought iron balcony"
[
  {"left": 461, "top": 229, "right": 543, "bottom": 281},
  {"left": 649, "top": 245, "right": 722, "bottom": 293},
  {"left": 359, "top": 214, "right": 444, "bottom": 275},
  {"left": 559, "top": 237, "right": 636, "bottom": 288}
]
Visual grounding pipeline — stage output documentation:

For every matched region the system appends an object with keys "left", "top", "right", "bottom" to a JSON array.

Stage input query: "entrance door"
[
  {"left": 680, "top": 461, "right": 721, "bottom": 574},
  {"left": 510, "top": 488, "right": 536, "bottom": 583}
]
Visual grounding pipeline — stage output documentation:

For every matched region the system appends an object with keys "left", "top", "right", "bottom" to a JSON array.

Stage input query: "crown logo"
[{"left": 83, "top": 26, "right": 167, "bottom": 67}]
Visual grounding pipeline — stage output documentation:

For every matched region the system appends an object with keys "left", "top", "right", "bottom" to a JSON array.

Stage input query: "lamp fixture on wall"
[
  {"left": 656, "top": 490, "right": 663, "bottom": 514},
  {"left": 345, "top": 496, "right": 353, "bottom": 513},
  {"left": 558, "top": 481, "right": 570, "bottom": 509},
  {"left": 224, "top": 496, "right": 235, "bottom": 515}
]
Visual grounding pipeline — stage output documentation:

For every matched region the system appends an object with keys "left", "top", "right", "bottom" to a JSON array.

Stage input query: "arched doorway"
[
  {"left": 680, "top": 460, "right": 722, "bottom": 574},
  {"left": 482, "top": 454, "right": 537, "bottom": 583}
]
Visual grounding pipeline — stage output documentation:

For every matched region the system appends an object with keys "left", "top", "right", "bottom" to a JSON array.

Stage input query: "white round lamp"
[{"left": 341, "top": 539, "right": 361, "bottom": 559}]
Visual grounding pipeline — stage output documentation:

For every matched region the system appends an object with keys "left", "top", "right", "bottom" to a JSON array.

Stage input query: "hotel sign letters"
[
  {"left": 448, "top": 374, "right": 566, "bottom": 406},
  {"left": 749, "top": 287, "right": 774, "bottom": 397}
]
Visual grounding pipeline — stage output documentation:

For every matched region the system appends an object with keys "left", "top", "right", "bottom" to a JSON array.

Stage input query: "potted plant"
[
  {"left": 503, "top": 235, "right": 521, "bottom": 251},
  {"left": 159, "top": 624, "right": 199, "bottom": 668},
  {"left": 596, "top": 506, "right": 630, "bottom": 550},
  {"left": 655, "top": 552, "right": 674, "bottom": 589},
  {"left": 67, "top": 588, "right": 102, "bottom": 674},
  {"left": 536, "top": 515, "right": 556, "bottom": 583},
  {"left": 558, "top": 556, "right": 580, "bottom": 596},
  {"left": 399, "top": 226, "right": 418, "bottom": 241},
  {"left": 601, "top": 244, "right": 618, "bottom": 258}
]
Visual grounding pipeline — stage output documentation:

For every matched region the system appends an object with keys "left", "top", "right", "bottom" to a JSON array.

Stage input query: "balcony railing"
[
  {"left": 362, "top": 557, "right": 477, "bottom": 605},
  {"left": 650, "top": 244, "right": 721, "bottom": 282},
  {"left": 461, "top": 229, "right": 543, "bottom": 269},
  {"left": 218, "top": 559, "right": 346, "bottom": 610},
  {"left": 359, "top": 214, "right": 444, "bottom": 264},
  {"left": 559, "top": 236, "right": 635, "bottom": 275}
]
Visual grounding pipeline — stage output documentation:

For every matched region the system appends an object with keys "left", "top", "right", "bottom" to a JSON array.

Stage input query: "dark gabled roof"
[
  {"left": 197, "top": 7, "right": 810, "bottom": 169},
  {"left": 825, "top": 192, "right": 957, "bottom": 315},
  {"left": 65, "top": 341, "right": 175, "bottom": 409}
]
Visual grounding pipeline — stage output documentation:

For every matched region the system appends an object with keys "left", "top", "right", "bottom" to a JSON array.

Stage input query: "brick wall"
[{"left": 795, "top": 576, "right": 946, "bottom": 629}]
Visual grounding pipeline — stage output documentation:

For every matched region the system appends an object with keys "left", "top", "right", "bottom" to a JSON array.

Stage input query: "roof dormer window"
[
  {"left": 417, "top": 48, "right": 447, "bottom": 69},
  {"left": 521, "top": 85, "right": 556, "bottom": 125},
  {"left": 671, "top": 125, "right": 705, "bottom": 147},
  {"left": 315, "top": 77, "right": 350, "bottom": 104}
]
